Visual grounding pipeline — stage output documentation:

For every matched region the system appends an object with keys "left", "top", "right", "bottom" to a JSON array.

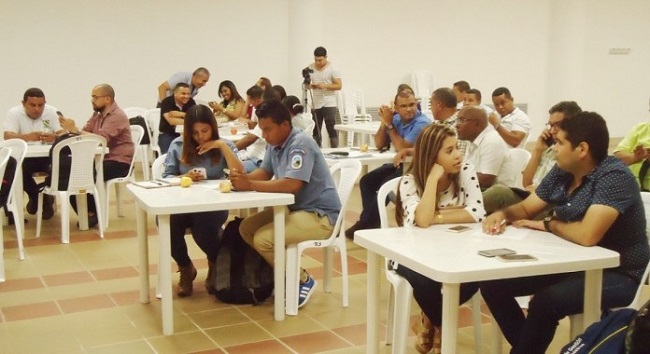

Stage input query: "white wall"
[{"left": 1, "top": 0, "right": 648, "bottom": 139}]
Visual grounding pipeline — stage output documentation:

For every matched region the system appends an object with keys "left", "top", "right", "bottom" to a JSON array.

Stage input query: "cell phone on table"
[
  {"left": 446, "top": 225, "right": 471, "bottom": 233},
  {"left": 329, "top": 151, "right": 349, "bottom": 156},
  {"left": 496, "top": 254, "right": 537, "bottom": 262},
  {"left": 478, "top": 248, "right": 516, "bottom": 258},
  {"left": 191, "top": 167, "right": 207, "bottom": 179}
]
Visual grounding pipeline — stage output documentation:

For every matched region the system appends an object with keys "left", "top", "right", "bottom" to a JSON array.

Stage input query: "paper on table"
[{"left": 472, "top": 226, "right": 530, "bottom": 240}]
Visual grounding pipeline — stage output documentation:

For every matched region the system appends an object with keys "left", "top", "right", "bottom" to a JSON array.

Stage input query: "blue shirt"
[
  {"left": 163, "top": 137, "right": 238, "bottom": 179},
  {"left": 386, "top": 110, "right": 431, "bottom": 145},
  {"left": 261, "top": 128, "right": 341, "bottom": 225},
  {"left": 536, "top": 156, "right": 649, "bottom": 281}
]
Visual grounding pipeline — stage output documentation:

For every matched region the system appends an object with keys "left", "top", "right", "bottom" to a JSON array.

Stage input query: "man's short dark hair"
[
  {"left": 263, "top": 87, "right": 282, "bottom": 102},
  {"left": 466, "top": 88, "right": 482, "bottom": 101},
  {"left": 246, "top": 85, "right": 264, "bottom": 100},
  {"left": 23, "top": 87, "right": 45, "bottom": 101},
  {"left": 492, "top": 87, "right": 512, "bottom": 99},
  {"left": 453, "top": 81, "right": 470, "bottom": 93},
  {"left": 432, "top": 87, "right": 457, "bottom": 108},
  {"left": 314, "top": 46, "right": 327, "bottom": 57},
  {"left": 174, "top": 83, "right": 190, "bottom": 91},
  {"left": 560, "top": 111, "right": 609, "bottom": 163},
  {"left": 548, "top": 101, "right": 582, "bottom": 119},
  {"left": 256, "top": 99, "right": 292, "bottom": 126},
  {"left": 192, "top": 67, "right": 210, "bottom": 77}
]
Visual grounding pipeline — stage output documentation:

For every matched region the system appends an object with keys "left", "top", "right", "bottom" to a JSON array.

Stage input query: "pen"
[{"left": 492, "top": 219, "right": 506, "bottom": 233}]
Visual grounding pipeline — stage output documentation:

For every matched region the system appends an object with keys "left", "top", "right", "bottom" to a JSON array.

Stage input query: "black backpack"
[
  {"left": 561, "top": 309, "right": 637, "bottom": 354},
  {"left": 626, "top": 298, "right": 650, "bottom": 354},
  {"left": 210, "top": 217, "right": 274, "bottom": 305},
  {"left": 128, "top": 116, "right": 151, "bottom": 145},
  {"left": 43, "top": 133, "right": 79, "bottom": 191}
]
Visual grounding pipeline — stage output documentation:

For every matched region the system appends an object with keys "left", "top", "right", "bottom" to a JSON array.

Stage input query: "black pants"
[
  {"left": 170, "top": 210, "right": 228, "bottom": 266},
  {"left": 357, "top": 163, "right": 402, "bottom": 229},
  {"left": 70, "top": 160, "right": 131, "bottom": 216},
  {"left": 22, "top": 157, "right": 49, "bottom": 200},
  {"left": 312, "top": 106, "right": 340, "bottom": 147}
]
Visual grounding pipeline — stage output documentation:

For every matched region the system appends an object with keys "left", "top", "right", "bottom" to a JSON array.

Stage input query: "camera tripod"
[{"left": 302, "top": 80, "right": 321, "bottom": 144}]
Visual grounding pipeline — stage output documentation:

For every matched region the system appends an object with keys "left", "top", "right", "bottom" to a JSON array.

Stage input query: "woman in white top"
[{"left": 394, "top": 124, "right": 486, "bottom": 354}]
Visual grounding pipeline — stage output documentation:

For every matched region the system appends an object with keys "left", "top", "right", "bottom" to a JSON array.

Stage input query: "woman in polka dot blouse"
[{"left": 394, "top": 124, "right": 486, "bottom": 354}]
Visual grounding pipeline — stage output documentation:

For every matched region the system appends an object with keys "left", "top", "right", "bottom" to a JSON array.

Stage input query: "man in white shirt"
[
  {"left": 455, "top": 106, "right": 514, "bottom": 189},
  {"left": 307, "top": 46, "right": 342, "bottom": 147},
  {"left": 489, "top": 87, "right": 531, "bottom": 148},
  {"left": 452, "top": 80, "right": 470, "bottom": 110},
  {"left": 463, "top": 88, "right": 494, "bottom": 116},
  {"left": 3, "top": 88, "right": 63, "bottom": 219}
]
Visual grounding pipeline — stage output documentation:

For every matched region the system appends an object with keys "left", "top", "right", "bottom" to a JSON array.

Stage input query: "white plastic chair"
[
  {"left": 0, "top": 148, "right": 14, "bottom": 282},
  {"left": 338, "top": 90, "right": 372, "bottom": 147},
  {"left": 285, "top": 159, "right": 362, "bottom": 315},
  {"left": 145, "top": 108, "right": 162, "bottom": 159},
  {"left": 378, "top": 177, "right": 485, "bottom": 354},
  {"left": 568, "top": 191, "right": 650, "bottom": 339},
  {"left": 124, "top": 107, "right": 151, "bottom": 180},
  {"left": 35, "top": 134, "right": 107, "bottom": 244},
  {"left": 151, "top": 153, "right": 167, "bottom": 181},
  {"left": 509, "top": 148, "right": 532, "bottom": 188},
  {"left": 0, "top": 139, "right": 28, "bottom": 261},
  {"left": 102, "top": 125, "right": 144, "bottom": 229}
]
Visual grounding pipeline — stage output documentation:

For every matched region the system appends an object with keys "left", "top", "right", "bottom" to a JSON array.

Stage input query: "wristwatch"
[
  {"left": 543, "top": 215, "right": 555, "bottom": 232},
  {"left": 386, "top": 123, "right": 394, "bottom": 130}
]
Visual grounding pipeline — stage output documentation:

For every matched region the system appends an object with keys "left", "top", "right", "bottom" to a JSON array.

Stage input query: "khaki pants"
[{"left": 239, "top": 207, "right": 334, "bottom": 267}]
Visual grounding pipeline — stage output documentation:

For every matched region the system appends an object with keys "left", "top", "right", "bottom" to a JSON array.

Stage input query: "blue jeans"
[
  {"left": 480, "top": 271, "right": 638, "bottom": 354},
  {"left": 159, "top": 132, "right": 180, "bottom": 154},
  {"left": 242, "top": 158, "right": 262, "bottom": 173},
  {"left": 356, "top": 163, "right": 402, "bottom": 229},
  {"left": 170, "top": 210, "right": 228, "bottom": 266}
]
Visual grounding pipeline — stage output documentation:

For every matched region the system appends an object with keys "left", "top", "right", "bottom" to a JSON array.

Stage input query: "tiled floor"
[{"left": 1, "top": 177, "right": 573, "bottom": 353}]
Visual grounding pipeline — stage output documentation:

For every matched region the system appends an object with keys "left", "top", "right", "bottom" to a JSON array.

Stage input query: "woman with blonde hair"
[{"left": 394, "top": 124, "right": 485, "bottom": 353}]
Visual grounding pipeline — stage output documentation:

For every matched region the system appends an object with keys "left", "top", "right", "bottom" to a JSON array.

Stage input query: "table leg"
[
  {"left": 77, "top": 194, "right": 89, "bottom": 230},
  {"left": 583, "top": 269, "right": 603, "bottom": 331},
  {"left": 366, "top": 250, "right": 381, "bottom": 354},
  {"left": 135, "top": 203, "right": 150, "bottom": 304},
  {"left": 13, "top": 168, "right": 25, "bottom": 260},
  {"left": 273, "top": 206, "right": 285, "bottom": 321},
  {"left": 441, "top": 283, "right": 460, "bottom": 354},
  {"left": 158, "top": 214, "right": 173, "bottom": 335}
]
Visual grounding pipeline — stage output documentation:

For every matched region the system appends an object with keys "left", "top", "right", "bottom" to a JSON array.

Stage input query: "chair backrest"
[
  {"left": 509, "top": 148, "right": 532, "bottom": 188},
  {"left": 354, "top": 89, "right": 370, "bottom": 117},
  {"left": 630, "top": 191, "right": 650, "bottom": 309},
  {"left": 50, "top": 134, "right": 106, "bottom": 193},
  {"left": 0, "top": 148, "right": 12, "bottom": 198},
  {"left": 123, "top": 107, "right": 149, "bottom": 119},
  {"left": 151, "top": 153, "right": 167, "bottom": 180},
  {"left": 329, "top": 160, "right": 363, "bottom": 239},
  {"left": 124, "top": 125, "right": 145, "bottom": 179},
  {"left": 377, "top": 177, "right": 402, "bottom": 229},
  {"left": 0, "top": 139, "right": 28, "bottom": 206},
  {"left": 145, "top": 108, "right": 161, "bottom": 152}
]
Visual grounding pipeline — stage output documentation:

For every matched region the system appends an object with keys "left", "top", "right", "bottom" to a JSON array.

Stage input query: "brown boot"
[
  {"left": 205, "top": 260, "right": 215, "bottom": 295},
  {"left": 177, "top": 263, "right": 197, "bottom": 297},
  {"left": 411, "top": 311, "right": 436, "bottom": 354}
]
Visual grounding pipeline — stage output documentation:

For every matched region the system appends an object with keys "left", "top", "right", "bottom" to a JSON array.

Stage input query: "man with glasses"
[
  {"left": 59, "top": 84, "right": 134, "bottom": 228},
  {"left": 483, "top": 101, "right": 582, "bottom": 214}
]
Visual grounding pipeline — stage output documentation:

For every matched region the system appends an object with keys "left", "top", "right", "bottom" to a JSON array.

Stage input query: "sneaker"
[
  {"left": 26, "top": 197, "right": 38, "bottom": 215},
  {"left": 298, "top": 275, "right": 317, "bottom": 308},
  {"left": 42, "top": 195, "right": 55, "bottom": 220}
]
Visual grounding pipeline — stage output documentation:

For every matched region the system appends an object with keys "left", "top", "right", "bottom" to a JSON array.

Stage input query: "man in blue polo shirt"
[
  {"left": 230, "top": 99, "right": 341, "bottom": 308},
  {"left": 345, "top": 89, "right": 431, "bottom": 239}
]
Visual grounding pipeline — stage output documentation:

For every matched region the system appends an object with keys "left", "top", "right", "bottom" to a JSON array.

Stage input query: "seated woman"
[
  {"left": 163, "top": 104, "right": 244, "bottom": 297},
  {"left": 394, "top": 124, "right": 486, "bottom": 354},
  {"left": 282, "top": 95, "right": 313, "bottom": 133},
  {"left": 209, "top": 80, "right": 246, "bottom": 123}
]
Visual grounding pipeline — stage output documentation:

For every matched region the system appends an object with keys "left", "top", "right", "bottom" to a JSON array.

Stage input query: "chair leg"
[
  {"left": 116, "top": 183, "right": 123, "bottom": 217},
  {"left": 471, "top": 293, "right": 483, "bottom": 354},
  {"left": 104, "top": 184, "right": 111, "bottom": 229},
  {"left": 93, "top": 192, "right": 104, "bottom": 239},
  {"left": 386, "top": 286, "right": 396, "bottom": 345},
  {"left": 323, "top": 247, "right": 332, "bottom": 293},
  {"left": 285, "top": 245, "right": 300, "bottom": 316},
  {"left": 1, "top": 227, "right": 5, "bottom": 282},
  {"left": 393, "top": 281, "right": 413, "bottom": 354},
  {"left": 337, "top": 238, "right": 349, "bottom": 307},
  {"left": 60, "top": 194, "right": 70, "bottom": 244},
  {"left": 35, "top": 193, "right": 44, "bottom": 238},
  {"left": 9, "top": 202, "right": 25, "bottom": 261}
]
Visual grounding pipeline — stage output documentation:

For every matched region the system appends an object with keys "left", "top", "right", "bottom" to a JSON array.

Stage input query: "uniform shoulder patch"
[{"left": 291, "top": 155, "right": 303, "bottom": 169}]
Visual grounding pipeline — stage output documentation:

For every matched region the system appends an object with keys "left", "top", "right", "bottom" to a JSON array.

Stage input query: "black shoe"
[
  {"left": 26, "top": 197, "right": 38, "bottom": 215},
  {"left": 77, "top": 214, "right": 99, "bottom": 229},
  {"left": 345, "top": 221, "right": 364, "bottom": 240},
  {"left": 42, "top": 195, "right": 55, "bottom": 220}
]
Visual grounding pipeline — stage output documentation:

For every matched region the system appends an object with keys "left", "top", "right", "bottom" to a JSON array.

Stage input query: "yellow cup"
[
  {"left": 360, "top": 143, "right": 369, "bottom": 153},
  {"left": 219, "top": 181, "right": 232, "bottom": 193},
  {"left": 180, "top": 176, "right": 192, "bottom": 188}
]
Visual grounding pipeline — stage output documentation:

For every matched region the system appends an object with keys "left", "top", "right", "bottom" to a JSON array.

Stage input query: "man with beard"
[
  {"left": 158, "top": 83, "right": 196, "bottom": 153},
  {"left": 58, "top": 84, "right": 134, "bottom": 228}
]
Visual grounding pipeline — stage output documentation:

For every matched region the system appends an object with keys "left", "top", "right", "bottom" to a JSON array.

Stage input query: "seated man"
[
  {"left": 345, "top": 90, "right": 430, "bottom": 239},
  {"left": 489, "top": 87, "right": 531, "bottom": 148},
  {"left": 455, "top": 106, "right": 513, "bottom": 189},
  {"left": 58, "top": 84, "right": 134, "bottom": 228},
  {"left": 463, "top": 88, "right": 494, "bottom": 116},
  {"left": 157, "top": 67, "right": 209, "bottom": 107},
  {"left": 238, "top": 85, "right": 264, "bottom": 129},
  {"left": 158, "top": 83, "right": 195, "bottom": 154},
  {"left": 614, "top": 121, "right": 650, "bottom": 191},
  {"left": 481, "top": 111, "right": 650, "bottom": 354},
  {"left": 230, "top": 100, "right": 340, "bottom": 308},
  {"left": 4, "top": 87, "right": 64, "bottom": 219},
  {"left": 483, "top": 101, "right": 582, "bottom": 214},
  {"left": 451, "top": 80, "right": 470, "bottom": 110}
]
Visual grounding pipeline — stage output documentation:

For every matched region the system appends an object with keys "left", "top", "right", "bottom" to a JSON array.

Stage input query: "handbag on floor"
[{"left": 625, "top": 298, "right": 650, "bottom": 354}]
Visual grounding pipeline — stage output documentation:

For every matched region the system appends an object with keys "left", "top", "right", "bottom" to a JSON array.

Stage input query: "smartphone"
[
  {"left": 223, "top": 168, "right": 230, "bottom": 178},
  {"left": 56, "top": 111, "right": 64, "bottom": 118},
  {"left": 329, "top": 151, "right": 349, "bottom": 156},
  {"left": 496, "top": 254, "right": 538, "bottom": 262},
  {"left": 544, "top": 136, "right": 555, "bottom": 147},
  {"left": 446, "top": 225, "right": 472, "bottom": 233},
  {"left": 478, "top": 248, "right": 516, "bottom": 258},
  {"left": 191, "top": 167, "right": 207, "bottom": 179}
]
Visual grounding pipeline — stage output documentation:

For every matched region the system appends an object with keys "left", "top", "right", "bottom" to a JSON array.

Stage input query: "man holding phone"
[{"left": 4, "top": 88, "right": 64, "bottom": 219}]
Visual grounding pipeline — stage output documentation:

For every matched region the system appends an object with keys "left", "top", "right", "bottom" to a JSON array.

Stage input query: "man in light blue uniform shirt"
[{"left": 230, "top": 99, "right": 341, "bottom": 309}]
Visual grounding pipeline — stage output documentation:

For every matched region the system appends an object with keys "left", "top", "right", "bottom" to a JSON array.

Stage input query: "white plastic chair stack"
[
  {"left": 509, "top": 149, "right": 532, "bottom": 188},
  {"left": 0, "top": 148, "right": 14, "bottom": 282},
  {"left": 339, "top": 90, "right": 372, "bottom": 147},
  {"left": 124, "top": 107, "right": 151, "bottom": 180},
  {"left": 103, "top": 125, "right": 144, "bottom": 229},
  {"left": 0, "top": 139, "right": 28, "bottom": 262},
  {"left": 285, "top": 159, "right": 362, "bottom": 315},
  {"left": 411, "top": 69, "right": 434, "bottom": 118},
  {"left": 35, "top": 135, "right": 107, "bottom": 243}
]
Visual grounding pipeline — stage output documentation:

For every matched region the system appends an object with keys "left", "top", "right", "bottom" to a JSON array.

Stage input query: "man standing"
[
  {"left": 230, "top": 100, "right": 340, "bottom": 308},
  {"left": 345, "top": 90, "right": 430, "bottom": 238},
  {"left": 157, "top": 67, "right": 210, "bottom": 107},
  {"left": 489, "top": 87, "right": 531, "bottom": 148},
  {"left": 3, "top": 88, "right": 63, "bottom": 219},
  {"left": 59, "top": 84, "right": 134, "bottom": 227},
  {"left": 481, "top": 112, "right": 649, "bottom": 354},
  {"left": 483, "top": 101, "right": 582, "bottom": 213},
  {"left": 307, "top": 46, "right": 342, "bottom": 147},
  {"left": 158, "top": 83, "right": 196, "bottom": 154},
  {"left": 455, "top": 106, "right": 513, "bottom": 189}
]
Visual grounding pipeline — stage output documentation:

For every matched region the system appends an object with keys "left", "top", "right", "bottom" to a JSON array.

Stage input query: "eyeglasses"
[
  {"left": 91, "top": 95, "right": 108, "bottom": 100},
  {"left": 545, "top": 121, "right": 562, "bottom": 129},
  {"left": 456, "top": 117, "right": 478, "bottom": 124}
]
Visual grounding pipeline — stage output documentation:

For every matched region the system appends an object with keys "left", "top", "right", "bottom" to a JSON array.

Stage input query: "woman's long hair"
[
  {"left": 181, "top": 104, "right": 222, "bottom": 166},
  {"left": 218, "top": 80, "right": 244, "bottom": 106},
  {"left": 395, "top": 124, "right": 459, "bottom": 226}
]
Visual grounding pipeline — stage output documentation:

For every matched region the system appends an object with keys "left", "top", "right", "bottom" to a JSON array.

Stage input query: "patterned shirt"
[
  {"left": 531, "top": 147, "right": 557, "bottom": 186},
  {"left": 437, "top": 113, "right": 467, "bottom": 156},
  {"left": 536, "top": 156, "right": 649, "bottom": 281}
]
